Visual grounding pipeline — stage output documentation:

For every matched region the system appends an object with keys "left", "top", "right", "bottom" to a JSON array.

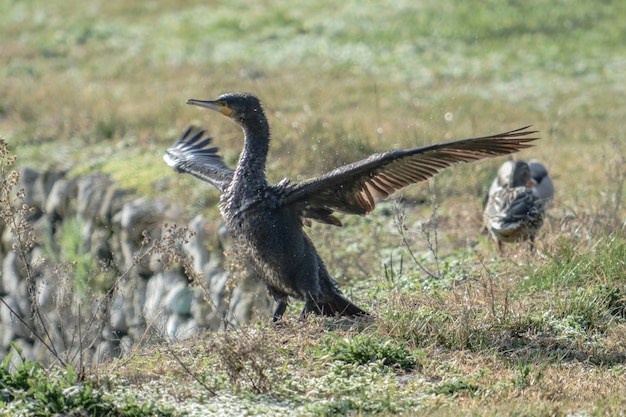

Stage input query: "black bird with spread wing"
[{"left": 164, "top": 92, "right": 538, "bottom": 321}]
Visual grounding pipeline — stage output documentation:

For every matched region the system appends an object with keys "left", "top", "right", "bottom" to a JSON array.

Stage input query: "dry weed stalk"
[
  {"left": 392, "top": 197, "right": 442, "bottom": 279},
  {"left": 213, "top": 326, "right": 285, "bottom": 397},
  {"left": 1, "top": 138, "right": 67, "bottom": 367},
  {"left": 0, "top": 138, "right": 204, "bottom": 373}
]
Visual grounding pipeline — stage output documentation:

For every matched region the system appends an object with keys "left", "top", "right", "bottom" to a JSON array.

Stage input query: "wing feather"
[
  {"left": 283, "top": 126, "right": 538, "bottom": 216},
  {"left": 163, "top": 126, "right": 234, "bottom": 192}
]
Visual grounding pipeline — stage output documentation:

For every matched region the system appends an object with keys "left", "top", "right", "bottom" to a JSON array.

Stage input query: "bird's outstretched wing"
[
  {"left": 283, "top": 126, "right": 539, "bottom": 218},
  {"left": 164, "top": 126, "right": 234, "bottom": 192}
]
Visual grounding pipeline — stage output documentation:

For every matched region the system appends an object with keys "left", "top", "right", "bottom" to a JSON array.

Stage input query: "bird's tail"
[
  {"left": 304, "top": 293, "right": 368, "bottom": 318},
  {"left": 307, "top": 252, "right": 369, "bottom": 318}
]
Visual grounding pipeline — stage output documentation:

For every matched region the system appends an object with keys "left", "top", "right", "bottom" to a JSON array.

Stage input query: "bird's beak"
[
  {"left": 186, "top": 99, "right": 233, "bottom": 117},
  {"left": 527, "top": 179, "right": 537, "bottom": 187}
]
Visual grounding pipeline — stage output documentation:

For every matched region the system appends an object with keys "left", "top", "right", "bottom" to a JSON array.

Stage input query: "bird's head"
[
  {"left": 186, "top": 92, "right": 264, "bottom": 128},
  {"left": 528, "top": 160, "right": 549, "bottom": 184}
]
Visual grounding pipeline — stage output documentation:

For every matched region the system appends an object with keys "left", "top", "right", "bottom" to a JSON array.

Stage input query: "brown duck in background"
[
  {"left": 165, "top": 92, "right": 538, "bottom": 321},
  {"left": 483, "top": 159, "right": 548, "bottom": 253},
  {"left": 485, "top": 159, "right": 554, "bottom": 210}
]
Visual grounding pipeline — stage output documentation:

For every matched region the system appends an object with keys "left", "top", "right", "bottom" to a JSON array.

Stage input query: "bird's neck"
[{"left": 233, "top": 119, "right": 270, "bottom": 192}]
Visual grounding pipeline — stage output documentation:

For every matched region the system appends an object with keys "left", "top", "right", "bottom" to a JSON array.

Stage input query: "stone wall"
[{"left": 0, "top": 167, "right": 271, "bottom": 366}]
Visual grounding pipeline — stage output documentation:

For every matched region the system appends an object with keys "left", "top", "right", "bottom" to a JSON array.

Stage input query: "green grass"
[
  {"left": 1, "top": 0, "right": 626, "bottom": 415},
  {"left": 521, "top": 235, "right": 626, "bottom": 290},
  {"left": 315, "top": 333, "right": 422, "bottom": 371},
  {"left": 0, "top": 343, "right": 176, "bottom": 416}
]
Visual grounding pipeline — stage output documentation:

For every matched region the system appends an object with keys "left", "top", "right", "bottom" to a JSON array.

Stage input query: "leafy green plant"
[
  {"left": 512, "top": 362, "right": 532, "bottom": 389},
  {"left": 318, "top": 334, "right": 420, "bottom": 371},
  {"left": 0, "top": 343, "right": 175, "bottom": 416},
  {"left": 512, "top": 361, "right": 545, "bottom": 390},
  {"left": 432, "top": 378, "right": 480, "bottom": 397}
]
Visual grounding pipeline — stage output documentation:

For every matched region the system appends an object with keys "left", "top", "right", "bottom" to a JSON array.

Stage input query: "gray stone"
[
  {"left": 90, "top": 227, "right": 114, "bottom": 265},
  {"left": 147, "top": 250, "right": 165, "bottom": 274},
  {"left": 95, "top": 340, "right": 118, "bottom": 364},
  {"left": 112, "top": 198, "right": 169, "bottom": 275},
  {"left": 0, "top": 295, "right": 33, "bottom": 340},
  {"left": 164, "top": 283, "right": 193, "bottom": 316},
  {"left": 34, "top": 170, "right": 67, "bottom": 214},
  {"left": 143, "top": 272, "right": 166, "bottom": 321},
  {"left": 122, "top": 279, "right": 147, "bottom": 333},
  {"left": 97, "top": 185, "right": 129, "bottom": 227},
  {"left": 15, "top": 280, "right": 33, "bottom": 319},
  {"left": 164, "top": 314, "right": 198, "bottom": 341},
  {"left": 165, "top": 314, "right": 183, "bottom": 340},
  {"left": 80, "top": 345, "right": 95, "bottom": 366},
  {"left": 45, "top": 178, "right": 79, "bottom": 222},
  {"left": 177, "top": 318, "right": 199, "bottom": 340},
  {"left": 208, "top": 269, "right": 229, "bottom": 308},
  {"left": 167, "top": 315, "right": 198, "bottom": 341},
  {"left": 0, "top": 227, "right": 12, "bottom": 256},
  {"left": 183, "top": 215, "right": 212, "bottom": 275},
  {"left": 130, "top": 277, "right": 147, "bottom": 328},
  {"left": 101, "top": 325, "right": 113, "bottom": 340},
  {"left": 0, "top": 320, "right": 15, "bottom": 347},
  {"left": 78, "top": 219, "right": 96, "bottom": 252},
  {"left": 31, "top": 339, "right": 56, "bottom": 364},
  {"left": 127, "top": 324, "right": 146, "bottom": 341},
  {"left": 228, "top": 275, "right": 271, "bottom": 325},
  {"left": 76, "top": 175, "right": 116, "bottom": 225},
  {"left": 36, "top": 276, "right": 55, "bottom": 309},
  {"left": 190, "top": 288, "right": 217, "bottom": 329},
  {"left": 24, "top": 168, "right": 66, "bottom": 212},
  {"left": 1, "top": 251, "right": 21, "bottom": 295},
  {"left": 118, "top": 335, "right": 134, "bottom": 358},
  {"left": 17, "top": 167, "right": 40, "bottom": 210},
  {"left": 109, "top": 294, "right": 129, "bottom": 333},
  {"left": 217, "top": 223, "right": 231, "bottom": 250}
]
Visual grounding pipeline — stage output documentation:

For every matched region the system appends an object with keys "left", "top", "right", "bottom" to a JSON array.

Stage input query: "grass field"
[{"left": 1, "top": 0, "right": 625, "bottom": 415}]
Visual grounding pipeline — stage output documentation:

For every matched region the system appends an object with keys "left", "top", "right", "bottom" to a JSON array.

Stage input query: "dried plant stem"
[{"left": 392, "top": 199, "right": 441, "bottom": 279}]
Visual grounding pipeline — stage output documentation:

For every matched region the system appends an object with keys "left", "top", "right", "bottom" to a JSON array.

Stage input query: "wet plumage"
[{"left": 165, "top": 92, "right": 538, "bottom": 320}]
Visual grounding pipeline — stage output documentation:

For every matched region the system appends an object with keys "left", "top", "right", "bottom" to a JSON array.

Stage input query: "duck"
[
  {"left": 165, "top": 92, "right": 538, "bottom": 320},
  {"left": 483, "top": 160, "right": 547, "bottom": 253},
  {"left": 484, "top": 159, "right": 554, "bottom": 209}
]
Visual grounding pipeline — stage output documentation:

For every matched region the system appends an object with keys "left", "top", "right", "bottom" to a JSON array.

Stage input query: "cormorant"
[{"left": 165, "top": 92, "right": 538, "bottom": 320}]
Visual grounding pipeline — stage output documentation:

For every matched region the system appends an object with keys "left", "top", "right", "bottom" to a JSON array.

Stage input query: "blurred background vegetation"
[{"left": 2, "top": 0, "right": 624, "bottom": 211}]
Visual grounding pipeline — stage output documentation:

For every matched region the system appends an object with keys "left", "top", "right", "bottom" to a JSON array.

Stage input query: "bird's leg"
[
  {"left": 272, "top": 301, "right": 288, "bottom": 322},
  {"left": 497, "top": 240, "right": 504, "bottom": 255},
  {"left": 301, "top": 297, "right": 322, "bottom": 318}
]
